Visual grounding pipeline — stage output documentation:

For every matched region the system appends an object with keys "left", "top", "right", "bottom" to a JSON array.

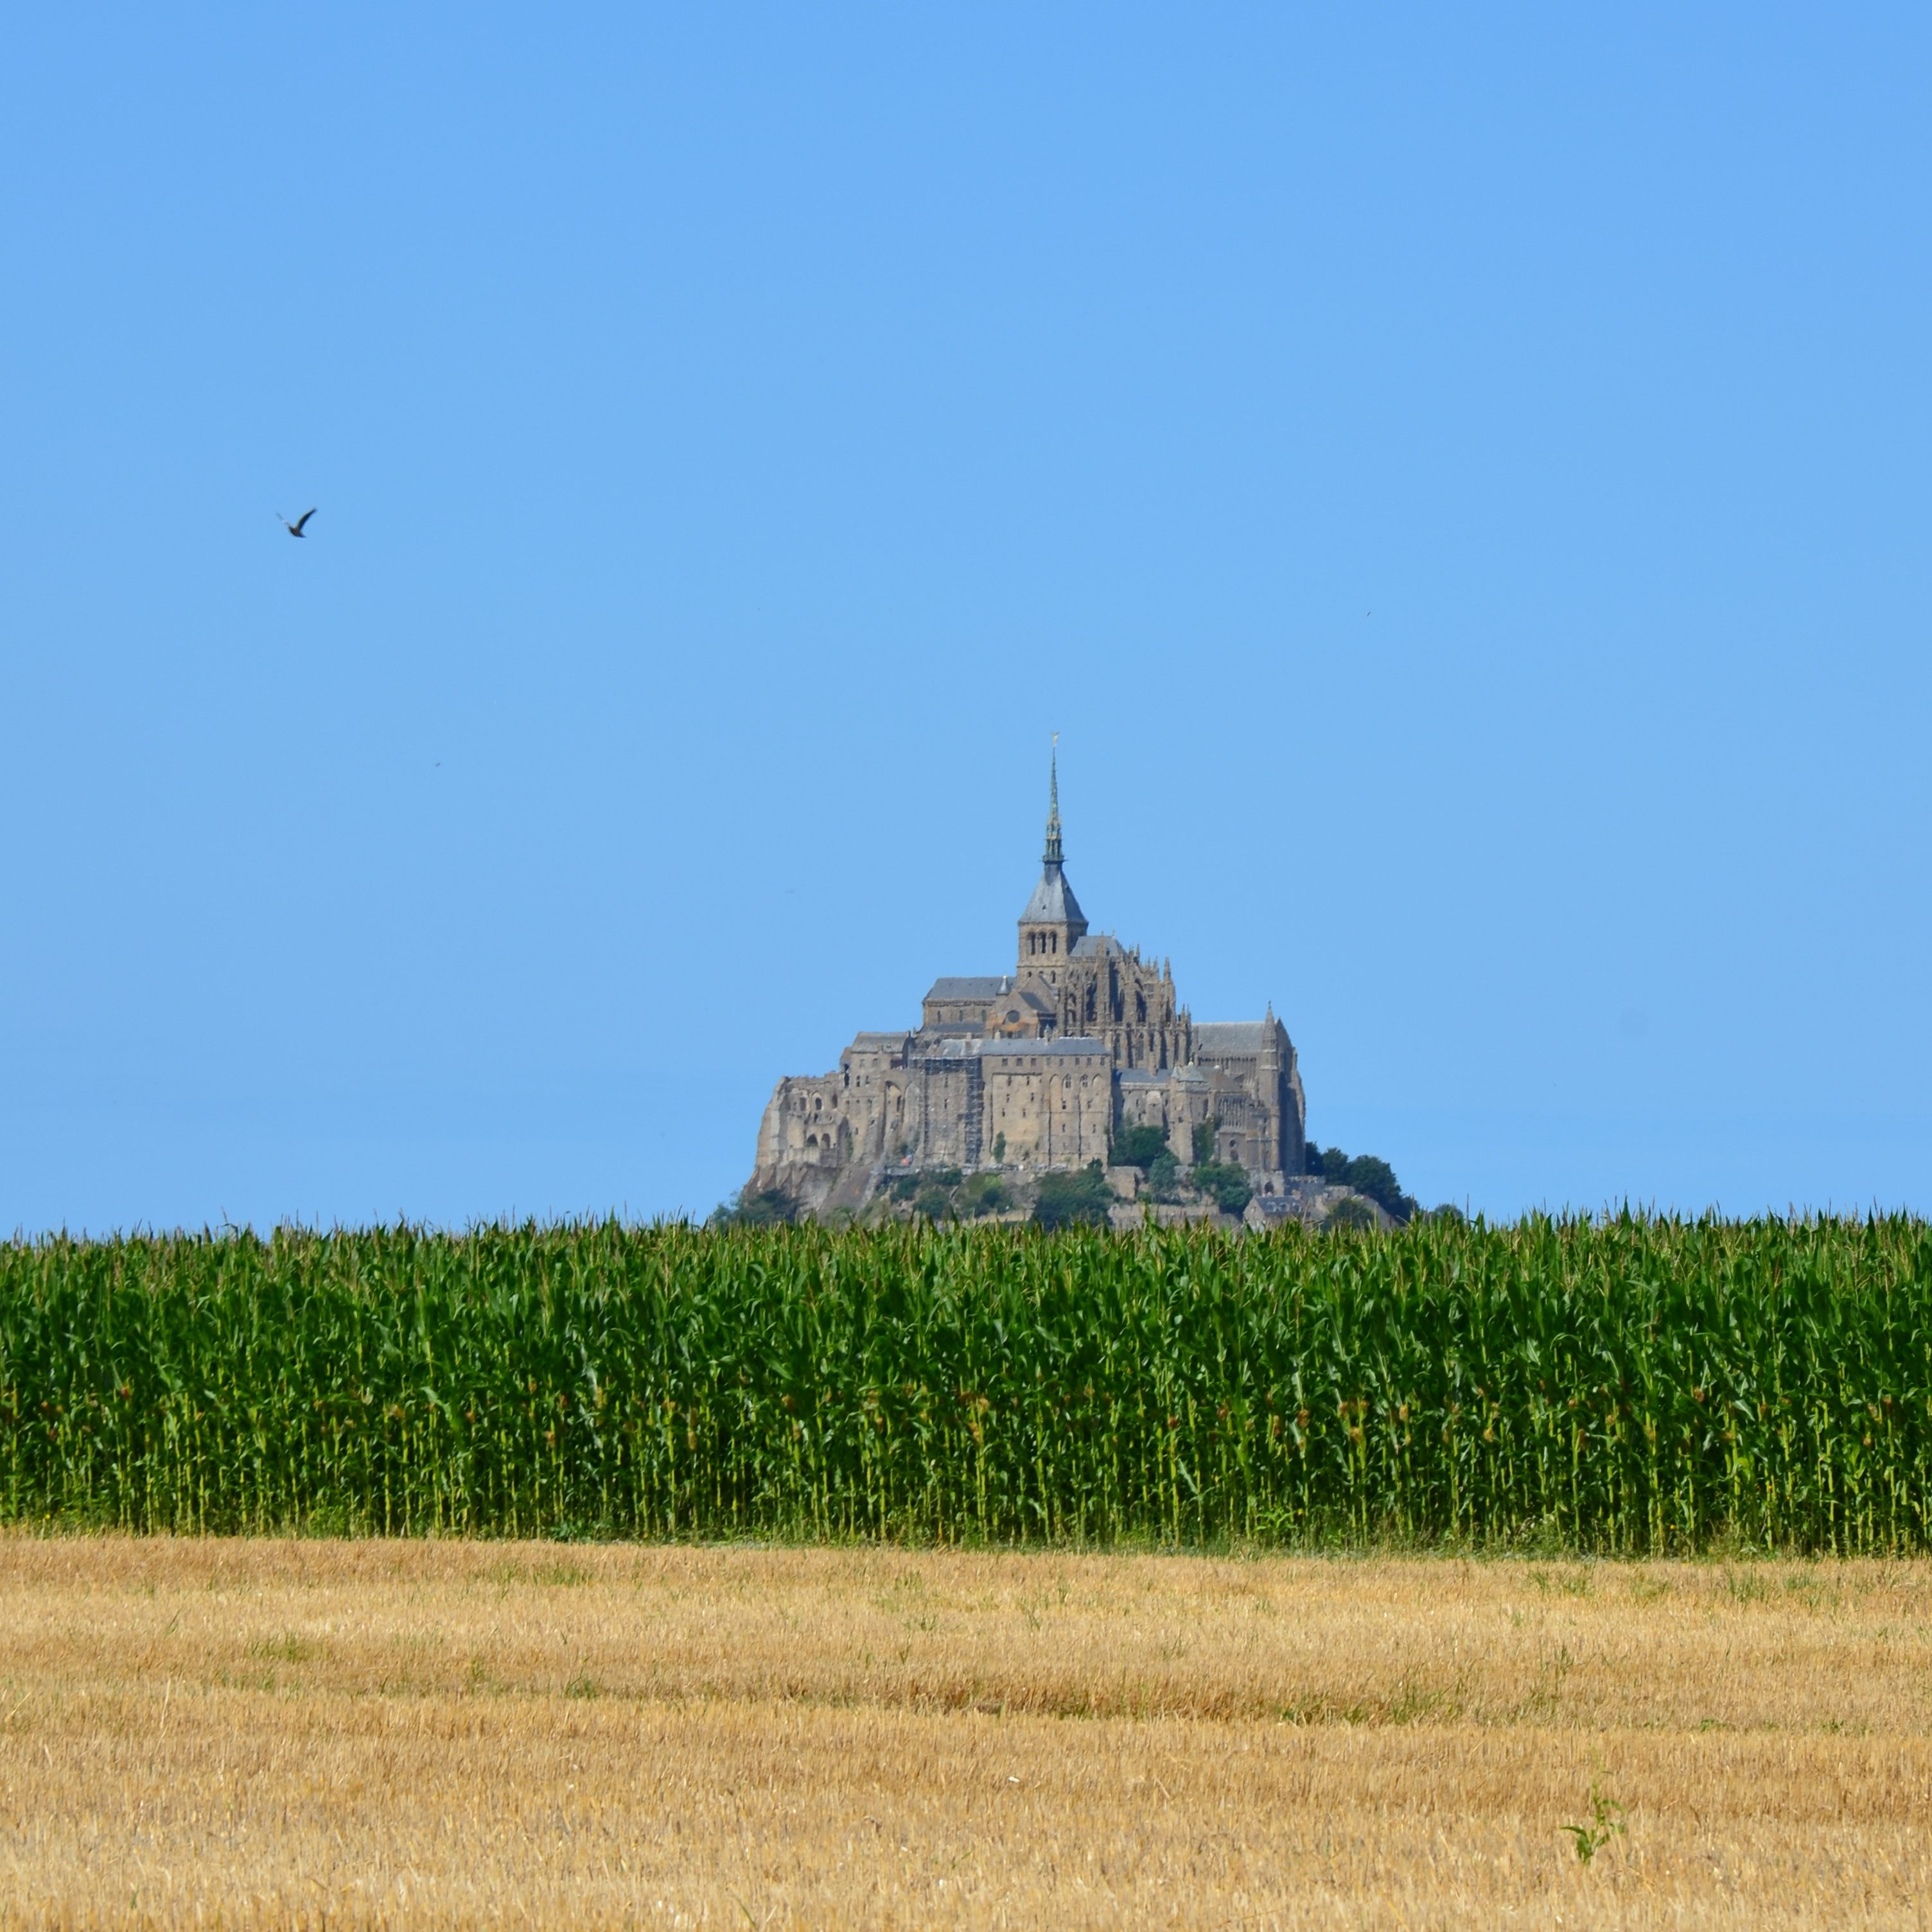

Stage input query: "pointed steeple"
[
  {"left": 1017, "top": 735, "right": 1087, "bottom": 970},
  {"left": 1044, "top": 736, "right": 1063, "bottom": 867}
]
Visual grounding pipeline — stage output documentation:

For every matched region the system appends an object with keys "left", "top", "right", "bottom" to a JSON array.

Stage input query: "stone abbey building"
[{"left": 750, "top": 760, "right": 1308, "bottom": 1218}]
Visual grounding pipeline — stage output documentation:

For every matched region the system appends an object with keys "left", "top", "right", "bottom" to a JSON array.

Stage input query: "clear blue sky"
[{"left": 5, "top": 8, "right": 1929, "bottom": 1231}]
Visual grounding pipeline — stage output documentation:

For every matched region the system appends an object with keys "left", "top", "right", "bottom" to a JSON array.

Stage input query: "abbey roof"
[
  {"left": 1193, "top": 1021, "right": 1276, "bottom": 1056},
  {"left": 925, "top": 976, "right": 1014, "bottom": 1001},
  {"left": 1019, "top": 865, "right": 1085, "bottom": 928}
]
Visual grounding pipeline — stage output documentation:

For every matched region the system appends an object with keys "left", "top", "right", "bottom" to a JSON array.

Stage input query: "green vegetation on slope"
[
  {"left": 1109, "top": 1125, "right": 1168, "bottom": 1169},
  {"left": 2, "top": 1215, "right": 1930, "bottom": 1552},
  {"left": 1030, "top": 1164, "right": 1114, "bottom": 1231},
  {"left": 1305, "top": 1143, "right": 1421, "bottom": 1222}
]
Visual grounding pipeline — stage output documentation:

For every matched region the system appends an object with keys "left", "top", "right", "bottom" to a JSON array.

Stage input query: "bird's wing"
[{"left": 294, "top": 508, "right": 316, "bottom": 532}]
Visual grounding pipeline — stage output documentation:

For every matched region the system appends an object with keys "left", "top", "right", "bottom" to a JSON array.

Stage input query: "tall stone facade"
[{"left": 750, "top": 759, "right": 1308, "bottom": 1217}]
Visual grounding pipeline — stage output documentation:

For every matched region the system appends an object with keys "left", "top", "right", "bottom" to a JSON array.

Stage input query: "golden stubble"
[{"left": 0, "top": 1540, "right": 1928, "bottom": 1928}]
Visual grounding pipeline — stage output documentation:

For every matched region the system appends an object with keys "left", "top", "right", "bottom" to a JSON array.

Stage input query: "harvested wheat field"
[{"left": 0, "top": 1541, "right": 1929, "bottom": 1928}]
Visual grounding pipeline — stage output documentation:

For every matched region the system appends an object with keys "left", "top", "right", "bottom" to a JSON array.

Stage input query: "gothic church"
[{"left": 750, "top": 758, "right": 1307, "bottom": 1217}]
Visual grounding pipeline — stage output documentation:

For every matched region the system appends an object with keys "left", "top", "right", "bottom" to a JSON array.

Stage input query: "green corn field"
[{"left": 2, "top": 1213, "right": 1929, "bottom": 1552}]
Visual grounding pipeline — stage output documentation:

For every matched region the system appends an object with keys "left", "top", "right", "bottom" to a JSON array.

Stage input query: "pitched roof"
[
  {"left": 1019, "top": 862, "right": 1085, "bottom": 929},
  {"left": 925, "top": 976, "right": 1012, "bottom": 1002},
  {"left": 1193, "top": 1021, "right": 1274, "bottom": 1058}
]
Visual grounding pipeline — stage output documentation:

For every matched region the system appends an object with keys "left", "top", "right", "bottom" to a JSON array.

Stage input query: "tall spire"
[
  {"left": 1044, "top": 734, "right": 1063, "bottom": 867},
  {"left": 1017, "top": 733, "right": 1087, "bottom": 955}
]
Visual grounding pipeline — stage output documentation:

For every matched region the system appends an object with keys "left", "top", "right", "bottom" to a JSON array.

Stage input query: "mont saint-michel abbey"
[{"left": 751, "top": 761, "right": 1307, "bottom": 1218}]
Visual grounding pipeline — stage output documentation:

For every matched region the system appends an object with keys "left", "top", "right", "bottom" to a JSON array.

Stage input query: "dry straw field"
[{"left": 1, "top": 1540, "right": 1929, "bottom": 1928}]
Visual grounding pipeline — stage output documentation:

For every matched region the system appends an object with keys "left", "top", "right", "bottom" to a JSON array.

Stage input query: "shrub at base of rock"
[{"left": 1032, "top": 1164, "right": 1114, "bottom": 1231}]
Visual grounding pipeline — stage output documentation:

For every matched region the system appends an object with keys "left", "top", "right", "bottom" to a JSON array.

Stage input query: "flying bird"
[{"left": 278, "top": 509, "right": 316, "bottom": 538}]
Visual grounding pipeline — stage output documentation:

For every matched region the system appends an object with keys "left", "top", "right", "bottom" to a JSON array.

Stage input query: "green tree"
[
  {"left": 1340, "top": 1155, "right": 1403, "bottom": 1216},
  {"left": 1111, "top": 1124, "right": 1168, "bottom": 1170},
  {"left": 1322, "top": 1195, "right": 1378, "bottom": 1233},
  {"left": 1192, "top": 1120, "right": 1218, "bottom": 1164},
  {"left": 711, "top": 1188, "right": 798, "bottom": 1227},
  {"left": 958, "top": 1173, "right": 1011, "bottom": 1218},
  {"left": 1304, "top": 1143, "right": 1419, "bottom": 1223},
  {"left": 1145, "top": 1148, "right": 1182, "bottom": 1202},
  {"left": 1190, "top": 1160, "right": 1252, "bottom": 1218},
  {"left": 1032, "top": 1163, "right": 1114, "bottom": 1231},
  {"left": 1307, "top": 1141, "right": 1350, "bottom": 1184}
]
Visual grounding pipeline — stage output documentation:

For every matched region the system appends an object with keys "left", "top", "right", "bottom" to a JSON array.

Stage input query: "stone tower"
[{"left": 1015, "top": 746, "right": 1088, "bottom": 990}]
